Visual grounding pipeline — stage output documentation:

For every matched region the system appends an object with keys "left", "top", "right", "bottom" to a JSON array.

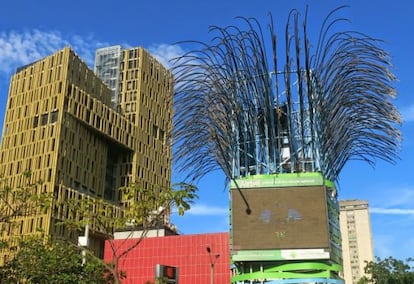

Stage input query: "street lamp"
[
  {"left": 206, "top": 245, "right": 220, "bottom": 284},
  {"left": 78, "top": 223, "right": 89, "bottom": 266}
]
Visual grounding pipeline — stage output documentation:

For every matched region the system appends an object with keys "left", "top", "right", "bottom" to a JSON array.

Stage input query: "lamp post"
[
  {"left": 206, "top": 245, "right": 220, "bottom": 284},
  {"left": 78, "top": 223, "right": 89, "bottom": 266}
]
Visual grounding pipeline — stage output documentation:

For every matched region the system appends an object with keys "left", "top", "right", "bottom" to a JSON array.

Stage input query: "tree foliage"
[
  {"left": 0, "top": 171, "right": 51, "bottom": 223},
  {"left": 61, "top": 182, "right": 198, "bottom": 283},
  {"left": 1, "top": 170, "right": 197, "bottom": 283},
  {"left": 358, "top": 256, "right": 414, "bottom": 284},
  {"left": 0, "top": 237, "right": 108, "bottom": 284},
  {"left": 0, "top": 171, "right": 52, "bottom": 251}
]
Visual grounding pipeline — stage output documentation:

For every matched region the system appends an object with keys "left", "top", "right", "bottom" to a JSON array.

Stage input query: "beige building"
[
  {"left": 339, "top": 200, "right": 374, "bottom": 284},
  {"left": 0, "top": 46, "right": 173, "bottom": 263}
]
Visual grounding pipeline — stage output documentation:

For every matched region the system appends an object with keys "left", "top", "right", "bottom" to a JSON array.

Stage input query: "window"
[
  {"left": 50, "top": 110, "right": 58, "bottom": 123},
  {"left": 33, "top": 116, "right": 39, "bottom": 128},
  {"left": 153, "top": 125, "right": 158, "bottom": 138},
  {"left": 159, "top": 129, "right": 165, "bottom": 142},
  {"left": 41, "top": 113, "right": 48, "bottom": 125}
]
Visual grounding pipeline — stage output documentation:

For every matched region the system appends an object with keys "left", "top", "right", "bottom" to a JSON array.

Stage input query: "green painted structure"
[{"left": 230, "top": 173, "right": 343, "bottom": 283}]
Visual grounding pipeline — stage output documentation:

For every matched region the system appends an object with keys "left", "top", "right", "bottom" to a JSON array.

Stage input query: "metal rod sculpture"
[{"left": 172, "top": 6, "right": 401, "bottom": 185}]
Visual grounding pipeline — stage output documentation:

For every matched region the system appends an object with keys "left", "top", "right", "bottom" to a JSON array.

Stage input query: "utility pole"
[{"left": 206, "top": 245, "right": 220, "bottom": 284}]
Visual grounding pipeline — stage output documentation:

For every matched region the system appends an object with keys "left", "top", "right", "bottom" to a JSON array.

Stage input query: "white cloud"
[
  {"left": 186, "top": 204, "right": 228, "bottom": 216},
  {"left": 0, "top": 29, "right": 107, "bottom": 75},
  {"left": 400, "top": 103, "right": 414, "bottom": 122},
  {"left": 369, "top": 186, "right": 414, "bottom": 209},
  {"left": 148, "top": 43, "right": 186, "bottom": 69},
  {"left": 371, "top": 207, "right": 414, "bottom": 215},
  {"left": 0, "top": 31, "right": 187, "bottom": 78}
]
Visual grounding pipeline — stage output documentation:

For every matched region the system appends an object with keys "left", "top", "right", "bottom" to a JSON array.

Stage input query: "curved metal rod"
[{"left": 171, "top": 7, "right": 401, "bottom": 185}]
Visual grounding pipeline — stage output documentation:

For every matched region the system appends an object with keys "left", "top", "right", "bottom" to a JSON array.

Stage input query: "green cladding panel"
[{"left": 230, "top": 172, "right": 334, "bottom": 189}]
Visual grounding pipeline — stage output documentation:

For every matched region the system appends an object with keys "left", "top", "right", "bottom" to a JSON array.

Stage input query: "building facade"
[
  {"left": 339, "top": 200, "right": 374, "bottom": 284},
  {"left": 105, "top": 199, "right": 373, "bottom": 284},
  {"left": 0, "top": 46, "right": 173, "bottom": 263},
  {"left": 230, "top": 173, "right": 343, "bottom": 283},
  {"left": 94, "top": 45, "right": 122, "bottom": 108},
  {"left": 104, "top": 232, "right": 230, "bottom": 284}
]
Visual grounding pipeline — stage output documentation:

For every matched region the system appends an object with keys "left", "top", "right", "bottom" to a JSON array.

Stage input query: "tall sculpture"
[{"left": 172, "top": 6, "right": 401, "bottom": 283}]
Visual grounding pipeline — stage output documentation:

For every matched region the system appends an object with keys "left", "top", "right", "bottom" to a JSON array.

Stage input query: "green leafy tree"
[
  {"left": 61, "top": 182, "right": 197, "bottom": 283},
  {"left": 358, "top": 256, "right": 414, "bottom": 284},
  {"left": 0, "top": 171, "right": 52, "bottom": 252},
  {"left": 1, "top": 171, "right": 196, "bottom": 283},
  {"left": 0, "top": 171, "right": 51, "bottom": 223},
  {"left": 0, "top": 237, "right": 108, "bottom": 283}
]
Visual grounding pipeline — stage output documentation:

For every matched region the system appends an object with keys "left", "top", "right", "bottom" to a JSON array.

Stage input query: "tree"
[
  {"left": 0, "top": 171, "right": 51, "bottom": 223},
  {"left": 1, "top": 171, "right": 196, "bottom": 283},
  {"left": 61, "top": 182, "right": 197, "bottom": 283},
  {"left": 0, "top": 171, "right": 52, "bottom": 252},
  {"left": 358, "top": 256, "right": 414, "bottom": 284},
  {"left": 0, "top": 237, "right": 108, "bottom": 283}
]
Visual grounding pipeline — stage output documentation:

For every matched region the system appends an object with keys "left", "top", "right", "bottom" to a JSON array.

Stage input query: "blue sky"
[{"left": 0, "top": 0, "right": 413, "bottom": 260}]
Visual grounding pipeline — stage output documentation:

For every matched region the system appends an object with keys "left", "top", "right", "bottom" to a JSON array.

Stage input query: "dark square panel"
[{"left": 231, "top": 186, "right": 329, "bottom": 250}]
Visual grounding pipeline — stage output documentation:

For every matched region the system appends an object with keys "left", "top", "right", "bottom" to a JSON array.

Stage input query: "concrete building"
[
  {"left": 0, "top": 45, "right": 173, "bottom": 263},
  {"left": 339, "top": 200, "right": 374, "bottom": 283}
]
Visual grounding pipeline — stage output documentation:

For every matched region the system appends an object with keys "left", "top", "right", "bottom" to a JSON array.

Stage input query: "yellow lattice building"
[{"left": 0, "top": 46, "right": 173, "bottom": 263}]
